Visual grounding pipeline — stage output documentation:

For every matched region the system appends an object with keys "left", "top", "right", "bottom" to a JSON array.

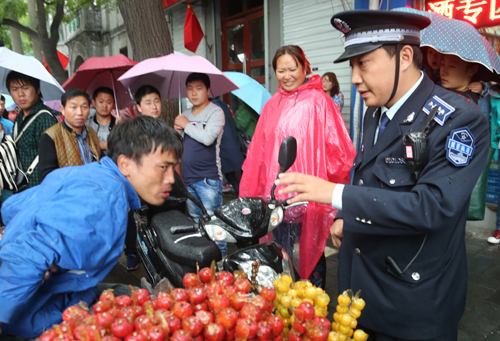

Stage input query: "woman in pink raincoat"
[{"left": 239, "top": 45, "right": 356, "bottom": 287}]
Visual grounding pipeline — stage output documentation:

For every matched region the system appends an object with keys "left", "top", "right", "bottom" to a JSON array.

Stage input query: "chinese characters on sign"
[{"left": 426, "top": 0, "right": 500, "bottom": 28}]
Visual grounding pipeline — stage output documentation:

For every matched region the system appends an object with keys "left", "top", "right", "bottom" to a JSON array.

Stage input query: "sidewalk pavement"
[{"left": 105, "top": 198, "right": 500, "bottom": 341}]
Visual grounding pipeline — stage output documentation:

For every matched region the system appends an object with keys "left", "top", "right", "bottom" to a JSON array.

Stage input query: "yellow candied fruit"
[
  {"left": 277, "top": 281, "right": 291, "bottom": 294},
  {"left": 280, "top": 307, "right": 290, "bottom": 318},
  {"left": 333, "top": 312, "right": 340, "bottom": 323},
  {"left": 350, "top": 318, "right": 358, "bottom": 329},
  {"left": 283, "top": 318, "right": 290, "bottom": 326},
  {"left": 340, "top": 314, "right": 353, "bottom": 327},
  {"left": 328, "top": 331, "right": 340, "bottom": 341},
  {"left": 314, "top": 306, "right": 323, "bottom": 317},
  {"left": 281, "top": 295, "right": 292, "bottom": 309},
  {"left": 331, "top": 321, "right": 340, "bottom": 332},
  {"left": 283, "top": 327, "right": 290, "bottom": 337},
  {"left": 281, "top": 274, "right": 293, "bottom": 285},
  {"left": 302, "top": 298, "right": 314, "bottom": 305},
  {"left": 348, "top": 329, "right": 353, "bottom": 338},
  {"left": 305, "top": 281, "right": 313, "bottom": 287},
  {"left": 315, "top": 293, "right": 330, "bottom": 307},
  {"left": 288, "top": 289, "right": 299, "bottom": 298},
  {"left": 338, "top": 324, "right": 350, "bottom": 335},
  {"left": 352, "top": 298, "right": 366, "bottom": 311},
  {"left": 353, "top": 329, "right": 368, "bottom": 341},
  {"left": 338, "top": 334, "right": 347, "bottom": 341},
  {"left": 349, "top": 308, "right": 361, "bottom": 319},
  {"left": 291, "top": 297, "right": 303, "bottom": 308},
  {"left": 337, "top": 293, "right": 351, "bottom": 307},
  {"left": 293, "top": 281, "right": 307, "bottom": 290},
  {"left": 336, "top": 305, "right": 349, "bottom": 314},
  {"left": 304, "top": 287, "right": 318, "bottom": 300}
]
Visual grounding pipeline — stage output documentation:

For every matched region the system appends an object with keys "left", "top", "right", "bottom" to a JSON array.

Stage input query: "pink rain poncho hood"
[{"left": 239, "top": 74, "right": 356, "bottom": 279}]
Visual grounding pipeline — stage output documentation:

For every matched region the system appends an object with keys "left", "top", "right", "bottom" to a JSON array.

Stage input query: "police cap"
[{"left": 331, "top": 10, "right": 431, "bottom": 63}]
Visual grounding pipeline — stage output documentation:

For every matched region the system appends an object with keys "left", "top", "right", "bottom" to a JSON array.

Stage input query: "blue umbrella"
[
  {"left": 392, "top": 7, "right": 500, "bottom": 76},
  {"left": 223, "top": 72, "right": 272, "bottom": 114}
]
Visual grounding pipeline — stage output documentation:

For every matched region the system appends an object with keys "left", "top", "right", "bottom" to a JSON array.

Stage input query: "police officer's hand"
[
  {"left": 331, "top": 219, "right": 344, "bottom": 249},
  {"left": 275, "top": 172, "right": 336, "bottom": 205}
]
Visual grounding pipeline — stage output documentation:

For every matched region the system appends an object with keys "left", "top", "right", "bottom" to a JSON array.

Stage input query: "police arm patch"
[{"left": 446, "top": 127, "right": 475, "bottom": 167}]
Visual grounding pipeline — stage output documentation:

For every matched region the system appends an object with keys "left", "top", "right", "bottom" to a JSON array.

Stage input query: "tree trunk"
[
  {"left": 117, "top": 0, "right": 178, "bottom": 126},
  {"left": 36, "top": 0, "right": 67, "bottom": 85},
  {"left": 8, "top": 15, "right": 23, "bottom": 54},
  {"left": 27, "top": 0, "right": 42, "bottom": 62}
]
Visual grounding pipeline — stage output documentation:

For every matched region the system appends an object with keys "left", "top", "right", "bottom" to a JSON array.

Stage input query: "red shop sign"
[{"left": 425, "top": 0, "right": 500, "bottom": 28}]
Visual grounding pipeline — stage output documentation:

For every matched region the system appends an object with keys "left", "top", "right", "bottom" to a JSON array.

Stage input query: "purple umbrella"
[{"left": 118, "top": 53, "right": 239, "bottom": 100}]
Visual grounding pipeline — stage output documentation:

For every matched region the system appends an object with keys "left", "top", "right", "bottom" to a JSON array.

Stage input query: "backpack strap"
[{"left": 14, "top": 110, "right": 54, "bottom": 143}]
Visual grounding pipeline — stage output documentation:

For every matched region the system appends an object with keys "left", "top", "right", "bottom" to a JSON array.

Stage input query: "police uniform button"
[
  {"left": 355, "top": 248, "right": 361, "bottom": 255},
  {"left": 356, "top": 217, "right": 360, "bottom": 221},
  {"left": 367, "top": 220, "right": 372, "bottom": 224},
  {"left": 359, "top": 179, "right": 364, "bottom": 186},
  {"left": 412, "top": 272, "right": 420, "bottom": 281},
  {"left": 361, "top": 219, "right": 366, "bottom": 223},
  {"left": 389, "top": 179, "right": 396, "bottom": 185}
]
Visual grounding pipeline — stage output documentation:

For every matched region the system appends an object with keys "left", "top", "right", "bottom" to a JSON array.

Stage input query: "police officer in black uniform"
[{"left": 276, "top": 10, "right": 489, "bottom": 340}]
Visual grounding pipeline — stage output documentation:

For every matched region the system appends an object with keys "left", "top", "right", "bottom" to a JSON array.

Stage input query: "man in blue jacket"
[{"left": 0, "top": 116, "right": 182, "bottom": 337}]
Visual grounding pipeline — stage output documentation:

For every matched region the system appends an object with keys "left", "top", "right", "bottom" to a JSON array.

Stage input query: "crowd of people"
[{"left": 0, "top": 7, "right": 498, "bottom": 341}]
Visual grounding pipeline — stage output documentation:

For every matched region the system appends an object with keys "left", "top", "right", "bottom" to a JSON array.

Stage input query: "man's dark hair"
[
  {"left": 107, "top": 116, "right": 183, "bottom": 165},
  {"left": 0, "top": 95, "right": 4, "bottom": 102},
  {"left": 61, "top": 88, "right": 91, "bottom": 107},
  {"left": 381, "top": 45, "right": 423, "bottom": 69},
  {"left": 6, "top": 71, "right": 42, "bottom": 99},
  {"left": 135, "top": 85, "right": 161, "bottom": 105},
  {"left": 186, "top": 73, "right": 210, "bottom": 89},
  {"left": 92, "top": 87, "right": 114, "bottom": 100}
]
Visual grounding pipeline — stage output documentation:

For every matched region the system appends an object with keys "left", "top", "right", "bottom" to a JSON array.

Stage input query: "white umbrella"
[{"left": 0, "top": 47, "right": 65, "bottom": 101}]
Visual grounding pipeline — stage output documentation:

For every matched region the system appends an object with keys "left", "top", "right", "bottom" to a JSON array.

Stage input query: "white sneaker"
[{"left": 487, "top": 230, "right": 500, "bottom": 244}]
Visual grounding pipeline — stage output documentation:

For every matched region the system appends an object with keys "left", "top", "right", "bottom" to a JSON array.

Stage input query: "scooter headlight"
[
  {"left": 238, "top": 261, "right": 278, "bottom": 288},
  {"left": 205, "top": 224, "right": 237, "bottom": 243}
]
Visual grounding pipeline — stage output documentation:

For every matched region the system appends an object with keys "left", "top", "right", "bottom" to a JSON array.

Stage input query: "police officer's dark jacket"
[{"left": 337, "top": 74, "right": 489, "bottom": 339}]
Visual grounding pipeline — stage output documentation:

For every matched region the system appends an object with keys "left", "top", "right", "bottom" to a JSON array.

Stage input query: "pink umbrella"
[
  {"left": 62, "top": 54, "right": 138, "bottom": 110},
  {"left": 117, "top": 53, "right": 238, "bottom": 100}
]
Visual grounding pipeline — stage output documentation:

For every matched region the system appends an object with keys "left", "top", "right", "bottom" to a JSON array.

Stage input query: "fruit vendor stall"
[{"left": 38, "top": 265, "right": 368, "bottom": 341}]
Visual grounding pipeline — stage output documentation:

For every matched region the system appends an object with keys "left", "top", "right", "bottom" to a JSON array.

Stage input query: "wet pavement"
[{"left": 104, "top": 192, "right": 500, "bottom": 341}]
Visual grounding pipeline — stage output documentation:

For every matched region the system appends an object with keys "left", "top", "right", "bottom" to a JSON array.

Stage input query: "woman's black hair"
[{"left": 107, "top": 116, "right": 183, "bottom": 165}]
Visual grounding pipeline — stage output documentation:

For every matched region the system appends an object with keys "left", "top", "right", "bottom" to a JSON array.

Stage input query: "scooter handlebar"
[{"left": 170, "top": 225, "right": 197, "bottom": 234}]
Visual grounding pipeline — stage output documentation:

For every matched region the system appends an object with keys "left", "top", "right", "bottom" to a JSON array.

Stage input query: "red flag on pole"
[{"left": 184, "top": 0, "right": 204, "bottom": 53}]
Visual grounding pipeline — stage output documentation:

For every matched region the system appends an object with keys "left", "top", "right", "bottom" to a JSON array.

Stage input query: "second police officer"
[{"left": 276, "top": 10, "right": 489, "bottom": 340}]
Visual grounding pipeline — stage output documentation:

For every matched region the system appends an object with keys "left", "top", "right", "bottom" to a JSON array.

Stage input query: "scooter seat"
[{"left": 151, "top": 210, "right": 222, "bottom": 267}]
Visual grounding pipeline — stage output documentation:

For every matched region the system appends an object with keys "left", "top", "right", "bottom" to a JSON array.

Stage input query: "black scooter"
[{"left": 135, "top": 137, "right": 307, "bottom": 288}]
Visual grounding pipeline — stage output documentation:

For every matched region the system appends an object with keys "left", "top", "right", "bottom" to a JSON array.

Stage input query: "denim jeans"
[{"left": 186, "top": 178, "right": 227, "bottom": 256}]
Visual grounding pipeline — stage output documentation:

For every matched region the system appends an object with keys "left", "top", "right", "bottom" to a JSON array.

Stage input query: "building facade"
[{"left": 60, "top": 0, "right": 355, "bottom": 129}]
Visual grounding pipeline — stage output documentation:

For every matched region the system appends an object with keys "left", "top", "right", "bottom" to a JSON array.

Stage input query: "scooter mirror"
[
  {"left": 271, "top": 136, "right": 297, "bottom": 201},
  {"left": 278, "top": 136, "right": 297, "bottom": 174}
]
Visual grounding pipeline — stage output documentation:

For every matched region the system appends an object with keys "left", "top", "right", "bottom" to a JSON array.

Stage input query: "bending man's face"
[{"left": 123, "top": 147, "right": 178, "bottom": 206}]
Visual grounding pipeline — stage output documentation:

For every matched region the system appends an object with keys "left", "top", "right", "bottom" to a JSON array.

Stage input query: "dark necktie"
[{"left": 377, "top": 111, "right": 390, "bottom": 140}]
